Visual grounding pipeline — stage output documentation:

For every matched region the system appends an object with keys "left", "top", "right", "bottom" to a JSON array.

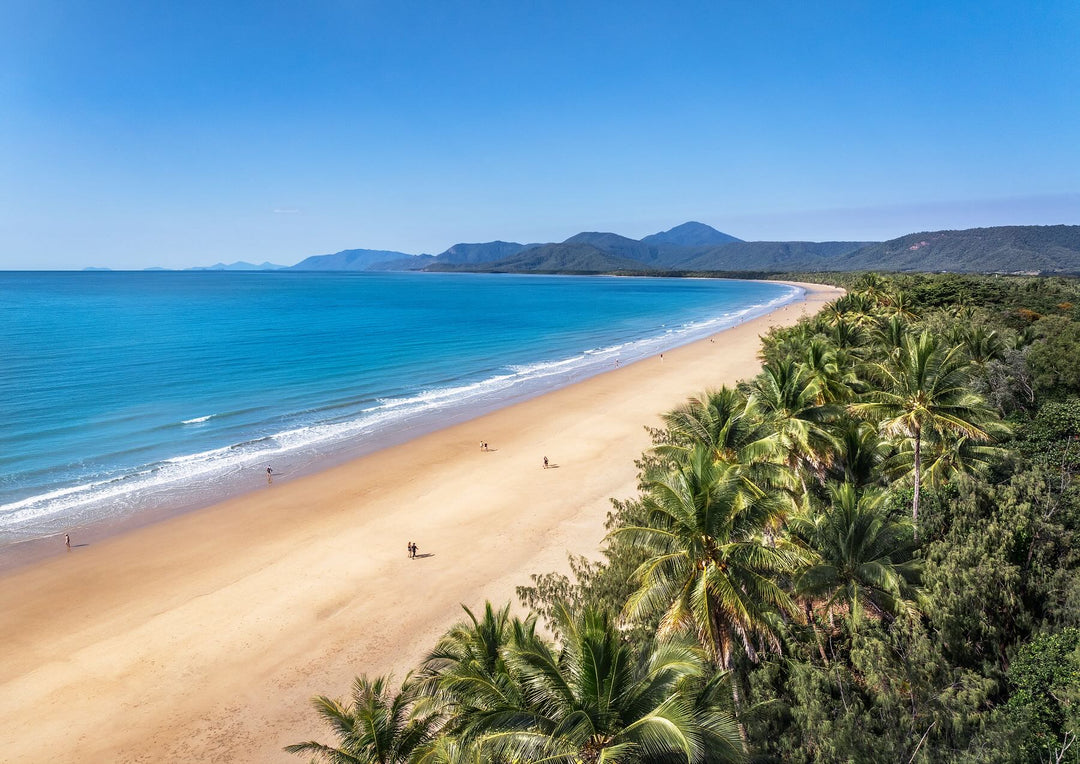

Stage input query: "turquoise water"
[{"left": 0, "top": 271, "right": 800, "bottom": 543}]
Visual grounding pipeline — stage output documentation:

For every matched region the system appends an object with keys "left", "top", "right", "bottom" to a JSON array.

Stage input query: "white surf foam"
[{"left": 0, "top": 284, "right": 804, "bottom": 537}]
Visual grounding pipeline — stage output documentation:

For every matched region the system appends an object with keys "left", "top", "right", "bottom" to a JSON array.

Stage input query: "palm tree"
[
  {"left": 873, "top": 315, "right": 910, "bottom": 361},
  {"left": 825, "top": 419, "right": 892, "bottom": 490},
  {"left": 285, "top": 674, "right": 440, "bottom": 764},
  {"left": 958, "top": 324, "right": 1006, "bottom": 368},
  {"left": 849, "top": 272, "right": 892, "bottom": 305},
  {"left": 825, "top": 293, "right": 877, "bottom": 329},
  {"left": 614, "top": 447, "right": 800, "bottom": 740},
  {"left": 790, "top": 483, "right": 921, "bottom": 629},
  {"left": 801, "top": 337, "right": 859, "bottom": 405},
  {"left": 884, "top": 420, "right": 1011, "bottom": 490},
  {"left": 829, "top": 318, "right": 867, "bottom": 354},
  {"left": 880, "top": 290, "right": 918, "bottom": 322},
  {"left": 655, "top": 387, "right": 786, "bottom": 494},
  {"left": 849, "top": 331, "right": 995, "bottom": 536},
  {"left": 416, "top": 602, "right": 542, "bottom": 744},
  {"left": 484, "top": 605, "right": 743, "bottom": 763},
  {"left": 747, "top": 359, "right": 838, "bottom": 492}
]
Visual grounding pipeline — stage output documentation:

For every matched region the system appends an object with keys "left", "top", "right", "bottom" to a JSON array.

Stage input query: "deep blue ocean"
[{"left": 0, "top": 271, "right": 799, "bottom": 545}]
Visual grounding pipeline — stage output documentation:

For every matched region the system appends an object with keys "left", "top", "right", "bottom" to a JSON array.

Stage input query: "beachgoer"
[
  {"left": 660, "top": 353, "right": 664, "bottom": 362},
  {"left": 543, "top": 456, "right": 549, "bottom": 469},
  {"left": 411, "top": 543, "right": 419, "bottom": 558},
  {"left": 407, "top": 541, "right": 413, "bottom": 558},
  {"left": 64, "top": 533, "right": 70, "bottom": 550},
  {"left": 266, "top": 466, "right": 273, "bottom": 484}
]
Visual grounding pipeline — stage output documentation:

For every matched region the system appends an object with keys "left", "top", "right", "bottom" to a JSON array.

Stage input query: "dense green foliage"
[
  {"left": 427, "top": 225, "right": 1079, "bottom": 275},
  {"left": 292, "top": 273, "right": 1080, "bottom": 763},
  {"left": 834, "top": 225, "right": 1080, "bottom": 274}
]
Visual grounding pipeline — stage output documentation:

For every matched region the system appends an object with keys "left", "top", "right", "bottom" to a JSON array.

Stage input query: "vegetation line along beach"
[{"left": 283, "top": 272, "right": 1080, "bottom": 764}]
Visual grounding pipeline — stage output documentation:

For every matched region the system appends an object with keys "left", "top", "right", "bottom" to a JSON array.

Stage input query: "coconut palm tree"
[
  {"left": 882, "top": 290, "right": 918, "bottom": 321},
  {"left": 801, "top": 337, "right": 859, "bottom": 405},
  {"left": 416, "top": 602, "right": 542, "bottom": 744},
  {"left": 285, "top": 674, "right": 440, "bottom": 764},
  {"left": 829, "top": 318, "right": 868, "bottom": 354},
  {"left": 482, "top": 605, "right": 743, "bottom": 763},
  {"left": 958, "top": 325, "right": 1006, "bottom": 368},
  {"left": 825, "top": 293, "right": 877, "bottom": 329},
  {"left": 825, "top": 419, "right": 892, "bottom": 490},
  {"left": 790, "top": 483, "right": 921, "bottom": 629},
  {"left": 884, "top": 421, "right": 1011, "bottom": 490},
  {"left": 850, "top": 331, "right": 996, "bottom": 536},
  {"left": 655, "top": 387, "right": 786, "bottom": 495},
  {"left": 849, "top": 273, "right": 900, "bottom": 311},
  {"left": 614, "top": 447, "right": 800, "bottom": 741},
  {"left": 747, "top": 359, "right": 838, "bottom": 492},
  {"left": 872, "top": 315, "right": 910, "bottom": 362}
]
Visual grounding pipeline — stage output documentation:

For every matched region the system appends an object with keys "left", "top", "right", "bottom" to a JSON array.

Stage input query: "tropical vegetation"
[{"left": 290, "top": 273, "right": 1080, "bottom": 763}]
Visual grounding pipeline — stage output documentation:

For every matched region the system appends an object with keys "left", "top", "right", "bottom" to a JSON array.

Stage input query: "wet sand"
[{"left": 0, "top": 281, "right": 842, "bottom": 763}]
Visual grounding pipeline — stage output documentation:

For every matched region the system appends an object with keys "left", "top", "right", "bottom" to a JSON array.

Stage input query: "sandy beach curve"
[{"left": 0, "top": 281, "right": 842, "bottom": 763}]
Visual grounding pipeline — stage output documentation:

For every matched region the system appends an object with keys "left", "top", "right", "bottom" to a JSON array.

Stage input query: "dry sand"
[{"left": 0, "top": 282, "right": 842, "bottom": 763}]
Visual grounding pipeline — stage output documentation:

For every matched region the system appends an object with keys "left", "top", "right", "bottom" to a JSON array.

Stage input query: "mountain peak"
[{"left": 641, "top": 222, "right": 742, "bottom": 247}]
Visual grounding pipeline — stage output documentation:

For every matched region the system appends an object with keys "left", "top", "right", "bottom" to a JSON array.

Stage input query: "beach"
[{"left": 0, "top": 281, "right": 842, "bottom": 763}]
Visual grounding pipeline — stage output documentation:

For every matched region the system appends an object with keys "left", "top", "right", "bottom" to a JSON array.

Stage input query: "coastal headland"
[{"left": 0, "top": 281, "right": 843, "bottom": 763}]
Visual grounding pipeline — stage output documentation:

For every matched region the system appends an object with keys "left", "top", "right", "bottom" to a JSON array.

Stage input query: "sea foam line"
[{"left": 0, "top": 286, "right": 803, "bottom": 534}]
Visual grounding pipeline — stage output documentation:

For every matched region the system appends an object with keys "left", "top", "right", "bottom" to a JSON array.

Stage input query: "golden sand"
[{"left": 0, "top": 282, "right": 842, "bottom": 763}]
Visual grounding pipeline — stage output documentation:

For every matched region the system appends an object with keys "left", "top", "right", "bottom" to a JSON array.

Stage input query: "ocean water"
[{"left": 0, "top": 271, "right": 800, "bottom": 546}]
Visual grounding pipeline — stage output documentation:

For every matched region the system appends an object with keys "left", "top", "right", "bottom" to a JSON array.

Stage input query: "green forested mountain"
[
  {"left": 365, "top": 254, "right": 436, "bottom": 271},
  {"left": 426, "top": 242, "right": 645, "bottom": 273},
  {"left": 289, "top": 248, "right": 420, "bottom": 271},
  {"left": 434, "top": 240, "right": 530, "bottom": 264},
  {"left": 641, "top": 220, "right": 743, "bottom": 247},
  {"left": 677, "top": 240, "right": 872, "bottom": 271},
  {"left": 562, "top": 232, "right": 659, "bottom": 263},
  {"left": 281, "top": 224, "right": 1079, "bottom": 275},
  {"left": 837, "top": 225, "right": 1080, "bottom": 273}
]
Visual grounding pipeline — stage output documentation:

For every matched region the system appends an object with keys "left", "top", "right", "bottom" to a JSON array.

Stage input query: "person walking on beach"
[
  {"left": 543, "top": 456, "right": 549, "bottom": 469},
  {"left": 266, "top": 466, "right": 273, "bottom": 485},
  {"left": 407, "top": 541, "right": 413, "bottom": 558},
  {"left": 64, "top": 533, "right": 70, "bottom": 550}
]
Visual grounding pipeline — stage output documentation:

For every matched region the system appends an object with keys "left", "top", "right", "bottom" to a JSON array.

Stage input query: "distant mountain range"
[
  {"left": 125, "top": 221, "right": 1080, "bottom": 275},
  {"left": 189, "top": 261, "right": 287, "bottom": 271}
]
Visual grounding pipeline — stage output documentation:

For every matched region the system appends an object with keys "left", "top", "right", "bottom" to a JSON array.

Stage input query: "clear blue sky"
[{"left": 1, "top": 1, "right": 1078, "bottom": 269}]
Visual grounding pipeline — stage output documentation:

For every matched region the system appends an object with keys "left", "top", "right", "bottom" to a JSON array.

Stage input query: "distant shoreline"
[{"left": 0, "top": 274, "right": 803, "bottom": 574}]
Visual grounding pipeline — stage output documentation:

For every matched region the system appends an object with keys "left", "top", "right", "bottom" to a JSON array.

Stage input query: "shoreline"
[
  {"left": 0, "top": 280, "right": 805, "bottom": 575},
  {"left": 0, "top": 281, "right": 842, "bottom": 763}
]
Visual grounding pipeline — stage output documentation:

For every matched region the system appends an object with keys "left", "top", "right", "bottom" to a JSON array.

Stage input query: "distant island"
[{"left": 112, "top": 222, "right": 1080, "bottom": 276}]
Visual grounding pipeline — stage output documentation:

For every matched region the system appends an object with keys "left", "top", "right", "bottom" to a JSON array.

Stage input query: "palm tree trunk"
[
  {"left": 729, "top": 664, "right": 749, "bottom": 749},
  {"left": 912, "top": 430, "right": 921, "bottom": 541},
  {"left": 806, "top": 600, "right": 830, "bottom": 665},
  {"left": 717, "top": 632, "right": 749, "bottom": 749}
]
